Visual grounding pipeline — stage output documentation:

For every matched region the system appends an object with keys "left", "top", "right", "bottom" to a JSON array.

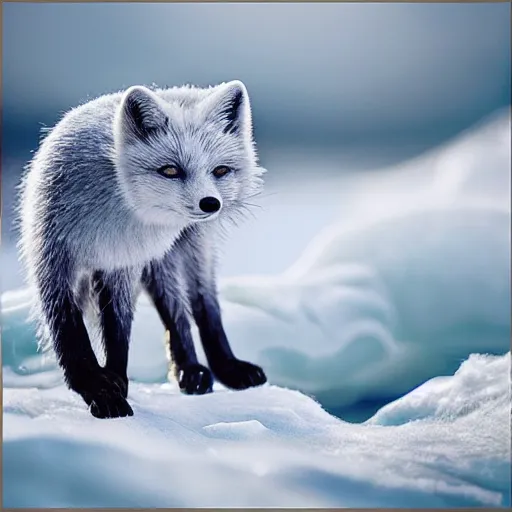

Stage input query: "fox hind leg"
[
  {"left": 92, "top": 269, "right": 137, "bottom": 399},
  {"left": 34, "top": 249, "right": 133, "bottom": 418}
]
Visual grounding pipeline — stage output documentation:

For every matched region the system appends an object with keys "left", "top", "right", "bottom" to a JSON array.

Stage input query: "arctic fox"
[{"left": 18, "top": 80, "right": 267, "bottom": 419}]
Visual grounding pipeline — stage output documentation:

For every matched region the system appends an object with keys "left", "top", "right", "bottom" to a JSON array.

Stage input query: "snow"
[
  {"left": 3, "top": 353, "right": 511, "bottom": 507},
  {"left": 2, "top": 108, "right": 511, "bottom": 507},
  {"left": 367, "top": 353, "right": 510, "bottom": 425}
]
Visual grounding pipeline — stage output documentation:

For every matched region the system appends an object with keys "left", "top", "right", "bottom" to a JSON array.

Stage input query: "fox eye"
[
  {"left": 157, "top": 165, "right": 182, "bottom": 179},
  {"left": 212, "top": 165, "right": 231, "bottom": 178}
]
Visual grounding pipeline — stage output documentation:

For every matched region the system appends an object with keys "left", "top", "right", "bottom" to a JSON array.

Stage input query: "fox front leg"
[
  {"left": 141, "top": 258, "right": 214, "bottom": 395},
  {"left": 179, "top": 226, "right": 267, "bottom": 390}
]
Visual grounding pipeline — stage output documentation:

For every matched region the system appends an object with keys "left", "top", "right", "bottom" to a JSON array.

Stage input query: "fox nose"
[{"left": 199, "top": 197, "right": 221, "bottom": 213}]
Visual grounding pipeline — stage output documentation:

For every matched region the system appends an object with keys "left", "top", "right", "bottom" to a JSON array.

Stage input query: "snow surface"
[
  {"left": 2, "top": 109, "right": 511, "bottom": 507},
  {"left": 3, "top": 353, "right": 511, "bottom": 507}
]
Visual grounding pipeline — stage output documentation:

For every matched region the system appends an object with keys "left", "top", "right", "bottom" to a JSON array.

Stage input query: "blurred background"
[{"left": 2, "top": 2, "right": 511, "bottom": 291}]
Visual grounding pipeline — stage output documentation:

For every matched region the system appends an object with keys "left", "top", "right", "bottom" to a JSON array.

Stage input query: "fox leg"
[
  {"left": 178, "top": 226, "right": 267, "bottom": 390},
  {"left": 92, "top": 269, "right": 136, "bottom": 400},
  {"left": 141, "top": 257, "right": 213, "bottom": 395},
  {"left": 34, "top": 249, "right": 133, "bottom": 419}
]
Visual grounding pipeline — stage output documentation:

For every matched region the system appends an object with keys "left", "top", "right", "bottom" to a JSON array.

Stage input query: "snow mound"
[
  {"left": 3, "top": 353, "right": 510, "bottom": 508},
  {"left": 367, "top": 352, "right": 511, "bottom": 425},
  {"left": 220, "top": 204, "right": 510, "bottom": 413},
  {"left": 218, "top": 110, "right": 511, "bottom": 414}
]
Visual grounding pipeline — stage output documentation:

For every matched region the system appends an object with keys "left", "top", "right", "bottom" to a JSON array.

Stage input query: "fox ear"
[
  {"left": 117, "top": 86, "right": 168, "bottom": 141},
  {"left": 202, "top": 80, "right": 252, "bottom": 136}
]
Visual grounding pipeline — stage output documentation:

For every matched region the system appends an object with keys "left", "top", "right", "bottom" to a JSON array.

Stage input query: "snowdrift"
[
  {"left": 216, "top": 109, "right": 511, "bottom": 414},
  {"left": 3, "top": 353, "right": 510, "bottom": 507}
]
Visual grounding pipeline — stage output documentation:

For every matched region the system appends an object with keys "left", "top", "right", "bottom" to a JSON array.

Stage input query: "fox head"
[{"left": 113, "top": 80, "right": 265, "bottom": 227}]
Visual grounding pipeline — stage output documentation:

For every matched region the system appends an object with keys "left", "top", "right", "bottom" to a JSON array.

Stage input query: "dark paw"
[
  {"left": 67, "top": 365, "right": 133, "bottom": 419},
  {"left": 89, "top": 392, "right": 134, "bottom": 419},
  {"left": 212, "top": 359, "right": 267, "bottom": 390},
  {"left": 178, "top": 364, "right": 213, "bottom": 395}
]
